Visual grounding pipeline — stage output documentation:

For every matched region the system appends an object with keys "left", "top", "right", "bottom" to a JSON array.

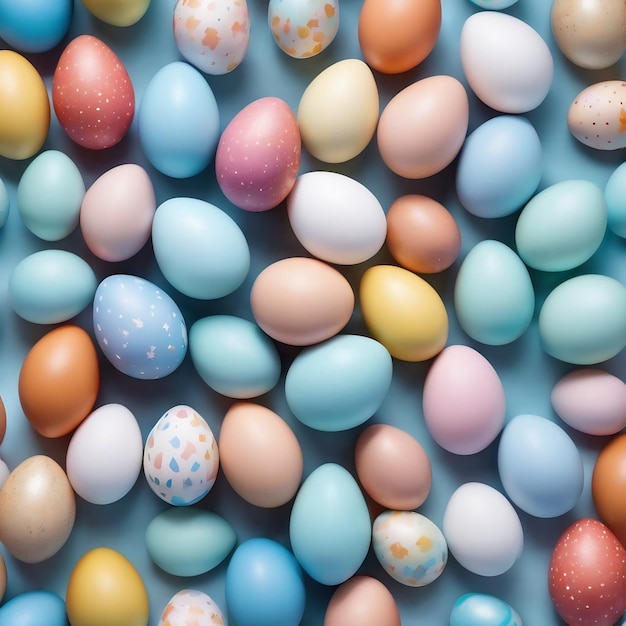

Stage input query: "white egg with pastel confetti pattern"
[
  {"left": 144, "top": 405, "right": 219, "bottom": 506},
  {"left": 372, "top": 510, "right": 448, "bottom": 587},
  {"left": 158, "top": 589, "right": 225, "bottom": 626}
]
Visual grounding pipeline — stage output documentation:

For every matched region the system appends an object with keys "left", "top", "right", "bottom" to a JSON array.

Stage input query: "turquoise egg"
[
  {"left": 498, "top": 414, "right": 583, "bottom": 518},
  {"left": 456, "top": 115, "right": 541, "bottom": 218},
  {"left": 9, "top": 250, "right": 97, "bottom": 324},
  {"left": 138, "top": 61, "right": 220, "bottom": 178},
  {"left": 152, "top": 197, "right": 250, "bottom": 300},
  {"left": 454, "top": 240, "right": 534, "bottom": 345},
  {"left": 17, "top": 150, "right": 85, "bottom": 241},
  {"left": 605, "top": 161, "right": 626, "bottom": 238},
  {"left": 0, "top": 177, "right": 8, "bottom": 229},
  {"left": 189, "top": 315, "right": 281, "bottom": 398},
  {"left": 284, "top": 334, "right": 393, "bottom": 431},
  {"left": 515, "top": 180, "right": 607, "bottom": 271},
  {"left": 539, "top": 274, "right": 626, "bottom": 364},
  {"left": 289, "top": 462, "right": 371, "bottom": 585},
  {"left": 145, "top": 507, "right": 236, "bottom": 576},
  {"left": 0, "top": 590, "right": 67, "bottom": 626},
  {"left": 450, "top": 593, "right": 522, "bottom": 626}
]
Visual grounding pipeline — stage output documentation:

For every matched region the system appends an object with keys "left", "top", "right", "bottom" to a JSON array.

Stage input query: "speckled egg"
[
  {"left": 159, "top": 590, "right": 226, "bottom": 626},
  {"left": 143, "top": 405, "right": 219, "bottom": 506}
]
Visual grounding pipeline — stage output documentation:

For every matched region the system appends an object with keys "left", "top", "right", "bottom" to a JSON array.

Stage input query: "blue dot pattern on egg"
[{"left": 93, "top": 274, "right": 188, "bottom": 380}]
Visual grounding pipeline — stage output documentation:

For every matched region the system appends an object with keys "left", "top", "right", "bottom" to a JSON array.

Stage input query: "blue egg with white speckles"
[
  {"left": 450, "top": 593, "right": 522, "bottom": 625},
  {"left": 93, "top": 274, "right": 188, "bottom": 380}
]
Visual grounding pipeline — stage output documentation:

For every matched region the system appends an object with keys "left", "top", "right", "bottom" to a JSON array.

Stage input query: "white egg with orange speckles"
[{"left": 158, "top": 589, "right": 225, "bottom": 626}]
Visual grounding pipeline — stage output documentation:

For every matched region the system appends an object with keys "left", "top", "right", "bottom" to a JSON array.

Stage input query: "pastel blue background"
[{"left": 0, "top": 1, "right": 625, "bottom": 624}]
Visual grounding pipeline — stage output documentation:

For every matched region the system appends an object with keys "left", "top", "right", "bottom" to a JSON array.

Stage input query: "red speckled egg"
[
  {"left": 215, "top": 96, "right": 301, "bottom": 212},
  {"left": 52, "top": 35, "right": 135, "bottom": 150},
  {"left": 548, "top": 518, "right": 626, "bottom": 626}
]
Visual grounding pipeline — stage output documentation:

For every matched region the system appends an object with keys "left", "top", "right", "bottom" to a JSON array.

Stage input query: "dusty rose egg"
[
  {"left": 52, "top": 35, "right": 135, "bottom": 150},
  {"left": 216, "top": 97, "right": 301, "bottom": 212}
]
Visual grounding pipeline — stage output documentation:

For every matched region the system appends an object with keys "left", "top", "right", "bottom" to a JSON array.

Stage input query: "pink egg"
[
  {"left": 215, "top": 97, "right": 301, "bottom": 212},
  {"left": 423, "top": 345, "right": 506, "bottom": 455}
]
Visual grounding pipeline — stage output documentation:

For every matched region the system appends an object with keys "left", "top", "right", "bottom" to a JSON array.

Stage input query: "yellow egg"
[
  {"left": 80, "top": 0, "right": 151, "bottom": 26},
  {"left": 0, "top": 51, "right": 50, "bottom": 160},
  {"left": 66, "top": 547, "right": 149, "bottom": 626},
  {"left": 359, "top": 265, "right": 448, "bottom": 361}
]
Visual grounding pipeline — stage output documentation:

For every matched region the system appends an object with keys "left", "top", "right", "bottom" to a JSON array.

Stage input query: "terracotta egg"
[{"left": 0, "top": 553, "right": 5, "bottom": 603}]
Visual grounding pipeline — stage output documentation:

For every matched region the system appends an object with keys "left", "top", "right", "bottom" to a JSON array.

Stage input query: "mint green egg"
[
  {"left": 605, "top": 162, "right": 626, "bottom": 239},
  {"left": 145, "top": 507, "right": 237, "bottom": 577},
  {"left": 0, "top": 177, "right": 9, "bottom": 228},
  {"left": 515, "top": 180, "right": 607, "bottom": 271},
  {"left": 539, "top": 274, "right": 626, "bottom": 364},
  {"left": 17, "top": 150, "right": 85, "bottom": 241},
  {"left": 9, "top": 249, "right": 97, "bottom": 324},
  {"left": 454, "top": 240, "right": 535, "bottom": 345}
]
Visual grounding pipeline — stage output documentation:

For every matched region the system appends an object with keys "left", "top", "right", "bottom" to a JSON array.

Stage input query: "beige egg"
[{"left": 0, "top": 455, "right": 76, "bottom": 563}]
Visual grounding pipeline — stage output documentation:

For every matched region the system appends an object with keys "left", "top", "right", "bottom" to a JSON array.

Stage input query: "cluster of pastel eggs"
[{"left": 0, "top": 0, "right": 626, "bottom": 625}]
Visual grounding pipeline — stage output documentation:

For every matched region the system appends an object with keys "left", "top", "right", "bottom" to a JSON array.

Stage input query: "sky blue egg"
[
  {"left": 0, "top": 590, "right": 67, "bottom": 626},
  {"left": 515, "top": 180, "right": 607, "bottom": 271},
  {"left": 498, "top": 414, "right": 584, "bottom": 518},
  {"left": 93, "top": 274, "right": 188, "bottom": 379},
  {"left": 225, "top": 537, "right": 306, "bottom": 626},
  {"left": 469, "top": 0, "right": 519, "bottom": 9},
  {"left": 605, "top": 161, "right": 626, "bottom": 239},
  {"left": 284, "top": 334, "right": 393, "bottom": 431},
  {"left": 9, "top": 250, "right": 97, "bottom": 324},
  {"left": 138, "top": 61, "right": 220, "bottom": 178},
  {"left": 538, "top": 274, "right": 626, "bottom": 365},
  {"left": 152, "top": 197, "right": 250, "bottom": 300},
  {"left": 450, "top": 593, "right": 522, "bottom": 626},
  {"left": 456, "top": 115, "right": 542, "bottom": 218},
  {"left": 0, "top": 177, "right": 9, "bottom": 229},
  {"left": 189, "top": 315, "right": 281, "bottom": 398},
  {"left": 17, "top": 150, "right": 85, "bottom": 241},
  {"left": 289, "top": 462, "right": 371, "bottom": 585},
  {"left": 0, "top": 0, "right": 72, "bottom": 53},
  {"left": 454, "top": 240, "right": 534, "bottom": 345}
]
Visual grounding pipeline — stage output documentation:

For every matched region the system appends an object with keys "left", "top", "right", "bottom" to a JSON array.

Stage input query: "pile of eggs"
[{"left": 0, "top": 0, "right": 625, "bottom": 624}]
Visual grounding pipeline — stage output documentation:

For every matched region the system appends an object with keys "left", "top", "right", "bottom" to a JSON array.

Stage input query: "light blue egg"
[
  {"left": 145, "top": 507, "right": 236, "bottom": 576},
  {"left": 0, "top": 177, "right": 9, "bottom": 229},
  {"left": 189, "top": 315, "right": 280, "bottom": 398},
  {"left": 0, "top": 590, "right": 67, "bottom": 626},
  {"left": 450, "top": 593, "right": 522, "bottom": 626},
  {"left": 284, "top": 334, "right": 392, "bottom": 431},
  {"left": 469, "top": 0, "right": 519, "bottom": 8},
  {"left": 454, "top": 240, "right": 535, "bottom": 345},
  {"left": 225, "top": 537, "right": 305, "bottom": 626},
  {"left": 93, "top": 274, "right": 188, "bottom": 379},
  {"left": 515, "top": 180, "right": 607, "bottom": 271},
  {"left": 17, "top": 150, "right": 85, "bottom": 241},
  {"left": 0, "top": 0, "right": 72, "bottom": 53},
  {"left": 9, "top": 250, "right": 97, "bottom": 324},
  {"left": 605, "top": 161, "right": 626, "bottom": 239},
  {"left": 138, "top": 62, "right": 220, "bottom": 178},
  {"left": 152, "top": 197, "right": 250, "bottom": 300},
  {"left": 538, "top": 274, "right": 626, "bottom": 365},
  {"left": 456, "top": 116, "right": 541, "bottom": 218},
  {"left": 289, "top": 462, "right": 371, "bottom": 585},
  {"left": 498, "top": 414, "right": 583, "bottom": 518}
]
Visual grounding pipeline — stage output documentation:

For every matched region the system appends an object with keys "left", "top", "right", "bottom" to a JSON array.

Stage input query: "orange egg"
[{"left": 18, "top": 325, "right": 100, "bottom": 438}]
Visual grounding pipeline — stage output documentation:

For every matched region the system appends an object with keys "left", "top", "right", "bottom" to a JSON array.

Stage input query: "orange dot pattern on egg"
[
  {"left": 390, "top": 542, "right": 409, "bottom": 559},
  {"left": 202, "top": 28, "right": 220, "bottom": 49},
  {"left": 620, "top": 106, "right": 626, "bottom": 132}
]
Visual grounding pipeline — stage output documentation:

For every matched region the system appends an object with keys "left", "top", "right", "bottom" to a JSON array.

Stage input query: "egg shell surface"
[
  {"left": 450, "top": 593, "right": 522, "bottom": 626},
  {"left": 605, "top": 161, "right": 626, "bottom": 238},
  {"left": 0, "top": 591, "right": 67, "bottom": 626},
  {"left": 158, "top": 589, "right": 225, "bottom": 626},
  {"left": 81, "top": 0, "right": 151, "bottom": 26},
  {"left": 0, "top": 553, "right": 5, "bottom": 602},
  {"left": 0, "top": 396, "right": 5, "bottom": 445},
  {"left": 0, "top": 178, "right": 8, "bottom": 229}
]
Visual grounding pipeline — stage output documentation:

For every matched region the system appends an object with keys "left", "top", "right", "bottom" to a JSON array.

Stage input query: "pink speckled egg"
[
  {"left": 158, "top": 589, "right": 225, "bottom": 626},
  {"left": 216, "top": 97, "right": 301, "bottom": 212}
]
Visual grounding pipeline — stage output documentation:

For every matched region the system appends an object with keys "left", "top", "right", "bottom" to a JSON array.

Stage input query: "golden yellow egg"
[
  {"left": 80, "top": 0, "right": 151, "bottom": 26},
  {"left": 360, "top": 265, "right": 448, "bottom": 361}
]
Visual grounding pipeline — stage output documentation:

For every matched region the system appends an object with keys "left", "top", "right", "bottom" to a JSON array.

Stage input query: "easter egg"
[
  {"left": 16, "top": 150, "right": 85, "bottom": 241},
  {"left": 225, "top": 538, "right": 306, "bottom": 626},
  {"left": 285, "top": 334, "right": 393, "bottom": 431},
  {"left": 0, "top": 591, "right": 67, "bottom": 626},
  {"left": 450, "top": 593, "right": 522, "bottom": 626},
  {"left": 290, "top": 463, "right": 371, "bottom": 585},
  {"left": 173, "top": 0, "right": 250, "bottom": 75},
  {"left": 80, "top": 0, "right": 151, "bottom": 26},
  {"left": 359, "top": 265, "right": 448, "bottom": 361},
  {"left": 138, "top": 61, "right": 220, "bottom": 178},
  {"left": 66, "top": 404, "right": 143, "bottom": 505},
  {"left": 158, "top": 590, "right": 225, "bottom": 626},
  {"left": 606, "top": 162, "right": 626, "bottom": 239},
  {"left": 469, "top": 0, "right": 518, "bottom": 7},
  {"left": 9, "top": 249, "right": 97, "bottom": 324},
  {"left": 0, "top": 397, "right": 5, "bottom": 445},
  {"left": 66, "top": 547, "right": 149, "bottom": 626},
  {"left": 92, "top": 274, "right": 188, "bottom": 379},
  {"left": 0, "top": 455, "right": 75, "bottom": 563},
  {"left": 287, "top": 171, "right": 386, "bottom": 264},
  {"left": 151, "top": 197, "right": 250, "bottom": 300},
  {"left": 372, "top": 510, "right": 448, "bottom": 587},
  {"left": 52, "top": 35, "right": 135, "bottom": 149},
  {"left": 145, "top": 508, "right": 236, "bottom": 577},
  {"left": 143, "top": 405, "right": 219, "bottom": 506},
  {"left": 216, "top": 96, "right": 301, "bottom": 211},
  {"left": 0, "top": 50, "right": 50, "bottom": 160},
  {"left": 0, "top": 178, "right": 8, "bottom": 229},
  {"left": 548, "top": 518, "right": 626, "bottom": 626}
]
